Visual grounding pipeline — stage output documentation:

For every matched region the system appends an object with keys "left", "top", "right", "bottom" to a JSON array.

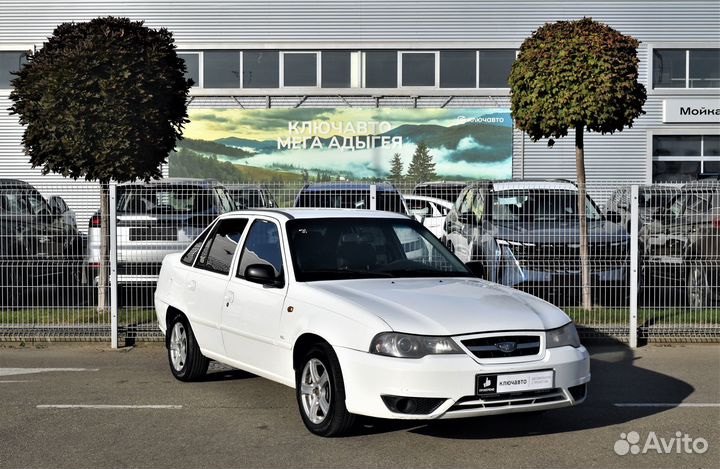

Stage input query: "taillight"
[
  {"left": 89, "top": 215, "right": 101, "bottom": 227},
  {"left": 714, "top": 218, "right": 720, "bottom": 230}
]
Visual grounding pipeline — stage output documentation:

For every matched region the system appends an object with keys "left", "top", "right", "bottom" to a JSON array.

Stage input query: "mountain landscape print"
[{"left": 170, "top": 108, "right": 513, "bottom": 182}]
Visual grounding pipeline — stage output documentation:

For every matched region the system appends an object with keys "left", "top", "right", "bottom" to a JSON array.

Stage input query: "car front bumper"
[{"left": 334, "top": 344, "right": 590, "bottom": 420}]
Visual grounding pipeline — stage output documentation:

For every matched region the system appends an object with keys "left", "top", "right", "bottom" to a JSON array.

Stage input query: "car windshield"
[
  {"left": 287, "top": 218, "right": 472, "bottom": 281},
  {"left": 295, "top": 190, "right": 406, "bottom": 214},
  {"left": 116, "top": 185, "right": 219, "bottom": 214},
  {"left": 492, "top": 189, "right": 602, "bottom": 222},
  {"left": 0, "top": 189, "right": 51, "bottom": 215}
]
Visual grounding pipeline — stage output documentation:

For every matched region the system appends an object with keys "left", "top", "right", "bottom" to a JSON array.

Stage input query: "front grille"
[
  {"left": 461, "top": 335, "right": 541, "bottom": 359},
  {"left": 449, "top": 388, "right": 565, "bottom": 411}
]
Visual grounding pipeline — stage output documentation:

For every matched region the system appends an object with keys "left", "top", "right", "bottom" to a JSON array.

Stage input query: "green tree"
[
  {"left": 389, "top": 153, "right": 404, "bottom": 182},
  {"left": 10, "top": 17, "right": 191, "bottom": 312},
  {"left": 407, "top": 142, "right": 436, "bottom": 182},
  {"left": 509, "top": 18, "right": 646, "bottom": 310}
]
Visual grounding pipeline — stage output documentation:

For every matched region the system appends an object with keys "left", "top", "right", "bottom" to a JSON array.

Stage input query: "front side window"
[
  {"left": 288, "top": 218, "right": 471, "bottom": 281},
  {"left": 237, "top": 220, "right": 284, "bottom": 282},
  {"left": 0, "top": 51, "right": 26, "bottom": 88},
  {"left": 195, "top": 218, "right": 248, "bottom": 275},
  {"left": 283, "top": 52, "right": 318, "bottom": 87},
  {"left": 243, "top": 51, "right": 279, "bottom": 88}
]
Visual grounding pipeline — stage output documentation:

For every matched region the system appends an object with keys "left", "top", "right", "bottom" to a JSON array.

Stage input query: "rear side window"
[
  {"left": 181, "top": 223, "right": 214, "bottom": 266},
  {"left": 237, "top": 220, "right": 284, "bottom": 282},
  {"left": 195, "top": 218, "right": 249, "bottom": 275}
]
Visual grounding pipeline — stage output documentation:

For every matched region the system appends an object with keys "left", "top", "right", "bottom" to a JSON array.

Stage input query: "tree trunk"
[
  {"left": 575, "top": 125, "right": 592, "bottom": 311},
  {"left": 97, "top": 185, "right": 109, "bottom": 314}
]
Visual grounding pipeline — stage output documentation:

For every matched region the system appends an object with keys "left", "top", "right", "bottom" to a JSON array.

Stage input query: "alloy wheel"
[
  {"left": 169, "top": 322, "right": 188, "bottom": 371},
  {"left": 688, "top": 266, "right": 709, "bottom": 308},
  {"left": 300, "top": 358, "right": 331, "bottom": 424}
]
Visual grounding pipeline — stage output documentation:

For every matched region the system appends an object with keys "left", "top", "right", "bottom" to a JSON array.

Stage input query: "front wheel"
[
  {"left": 167, "top": 313, "right": 208, "bottom": 382},
  {"left": 296, "top": 344, "right": 355, "bottom": 437}
]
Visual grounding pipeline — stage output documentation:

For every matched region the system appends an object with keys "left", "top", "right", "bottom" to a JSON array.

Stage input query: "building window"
[
  {"left": 478, "top": 50, "right": 515, "bottom": 88},
  {"left": 282, "top": 52, "right": 318, "bottom": 87},
  {"left": 440, "top": 50, "right": 476, "bottom": 88},
  {"left": 243, "top": 51, "right": 279, "bottom": 88},
  {"left": 321, "top": 51, "right": 353, "bottom": 88},
  {"left": 364, "top": 51, "right": 397, "bottom": 88},
  {"left": 0, "top": 51, "right": 27, "bottom": 88},
  {"left": 653, "top": 135, "right": 720, "bottom": 181},
  {"left": 202, "top": 51, "right": 239, "bottom": 88},
  {"left": 653, "top": 48, "right": 720, "bottom": 89},
  {"left": 178, "top": 52, "right": 200, "bottom": 87},
  {"left": 400, "top": 52, "right": 437, "bottom": 87}
]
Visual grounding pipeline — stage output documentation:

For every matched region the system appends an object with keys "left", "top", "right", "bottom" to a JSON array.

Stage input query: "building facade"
[{"left": 0, "top": 0, "right": 718, "bottom": 223}]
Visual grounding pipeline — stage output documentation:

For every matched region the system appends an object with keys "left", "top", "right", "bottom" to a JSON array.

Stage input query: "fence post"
[
  {"left": 629, "top": 185, "right": 639, "bottom": 348},
  {"left": 109, "top": 182, "right": 119, "bottom": 349},
  {"left": 369, "top": 184, "right": 377, "bottom": 211}
]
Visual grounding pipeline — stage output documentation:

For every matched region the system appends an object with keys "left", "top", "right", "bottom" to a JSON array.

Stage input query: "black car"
[
  {"left": 604, "top": 185, "right": 678, "bottom": 231},
  {"left": 225, "top": 183, "right": 277, "bottom": 209},
  {"left": 640, "top": 180, "right": 719, "bottom": 307},
  {"left": 444, "top": 180, "right": 629, "bottom": 306},
  {"left": 0, "top": 179, "right": 82, "bottom": 306},
  {"left": 412, "top": 181, "right": 467, "bottom": 204}
]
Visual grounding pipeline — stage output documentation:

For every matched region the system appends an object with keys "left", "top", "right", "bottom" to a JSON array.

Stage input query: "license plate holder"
[{"left": 475, "top": 369, "right": 554, "bottom": 396}]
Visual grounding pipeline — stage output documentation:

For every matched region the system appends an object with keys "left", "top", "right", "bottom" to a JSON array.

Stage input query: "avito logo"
[{"left": 614, "top": 431, "right": 708, "bottom": 456}]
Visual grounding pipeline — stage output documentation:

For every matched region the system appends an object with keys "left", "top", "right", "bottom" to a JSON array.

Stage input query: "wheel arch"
[
  {"left": 293, "top": 333, "right": 331, "bottom": 371},
  {"left": 165, "top": 306, "right": 186, "bottom": 348}
]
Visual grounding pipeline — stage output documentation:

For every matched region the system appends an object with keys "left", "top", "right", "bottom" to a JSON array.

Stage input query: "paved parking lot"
[{"left": 0, "top": 342, "right": 718, "bottom": 469}]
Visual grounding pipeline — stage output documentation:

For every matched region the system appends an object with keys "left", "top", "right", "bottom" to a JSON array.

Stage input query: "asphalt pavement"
[{"left": 0, "top": 342, "right": 718, "bottom": 469}]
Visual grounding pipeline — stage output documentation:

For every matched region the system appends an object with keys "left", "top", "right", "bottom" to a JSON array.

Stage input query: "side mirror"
[
  {"left": 465, "top": 261, "right": 486, "bottom": 279},
  {"left": 244, "top": 264, "right": 283, "bottom": 287}
]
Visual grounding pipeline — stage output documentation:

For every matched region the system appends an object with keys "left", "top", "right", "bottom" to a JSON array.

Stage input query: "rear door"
[{"left": 184, "top": 217, "right": 249, "bottom": 355}]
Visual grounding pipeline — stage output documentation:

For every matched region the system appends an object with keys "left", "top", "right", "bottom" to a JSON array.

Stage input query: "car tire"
[
  {"left": 296, "top": 344, "right": 356, "bottom": 437},
  {"left": 686, "top": 263, "right": 709, "bottom": 308},
  {"left": 167, "top": 313, "right": 208, "bottom": 382}
]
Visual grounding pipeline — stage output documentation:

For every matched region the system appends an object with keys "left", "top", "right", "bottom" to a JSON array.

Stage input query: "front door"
[{"left": 221, "top": 218, "right": 288, "bottom": 379}]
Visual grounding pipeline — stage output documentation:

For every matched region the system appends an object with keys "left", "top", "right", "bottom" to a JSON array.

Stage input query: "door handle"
[
  {"left": 224, "top": 291, "right": 235, "bottom": 305},
  {"left": 186, "top": 280, "right": 196, "bottom": 291}
]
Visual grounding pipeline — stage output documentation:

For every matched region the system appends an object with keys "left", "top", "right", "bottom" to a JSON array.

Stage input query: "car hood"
[
  {"left": 306, "top": 278, "right": 569, "bottom": 336},
  {"left": 493, "top": 219, "right": 628, "bottom": 244}
]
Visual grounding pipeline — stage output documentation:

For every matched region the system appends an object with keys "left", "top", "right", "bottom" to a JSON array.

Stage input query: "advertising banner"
[{"left": 171, "top": 108, "right": 512, "bottom": 182}]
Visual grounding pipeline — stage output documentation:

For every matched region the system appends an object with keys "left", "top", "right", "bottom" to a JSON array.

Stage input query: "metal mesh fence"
[{"left": 0, "top": 178, "right": 718, "bottom": 344}]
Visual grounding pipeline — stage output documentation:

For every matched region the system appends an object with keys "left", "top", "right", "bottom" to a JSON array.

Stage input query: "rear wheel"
[
  {"left": 167, "top": 313, "right": 208, "bottom": 381},
  {"left": 296, "top": 344, "right": 355, "bottom": 437}
]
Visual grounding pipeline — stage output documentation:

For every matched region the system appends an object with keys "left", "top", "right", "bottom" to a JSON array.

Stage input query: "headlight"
[
  {"left": 546, "top": 322, "right": 581, "bottom": 348},
  {"left": 370, "top": 332, "right": 463, "bottom": 358}
]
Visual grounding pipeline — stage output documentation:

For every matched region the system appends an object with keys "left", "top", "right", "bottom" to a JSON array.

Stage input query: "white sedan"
[
  {"left": 404, "top": 194, "right": 454, "bottom": 239},
  {"left": 154, "top": 209, "right": 590, "bottom": 436}
]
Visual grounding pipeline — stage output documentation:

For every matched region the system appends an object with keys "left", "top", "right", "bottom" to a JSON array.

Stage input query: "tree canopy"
[
  {"left": 9, "top": 16, "right": 191, "bottom": 183},
  {"left": 509, "top": 17, "right": 646, "bottom": 145}
]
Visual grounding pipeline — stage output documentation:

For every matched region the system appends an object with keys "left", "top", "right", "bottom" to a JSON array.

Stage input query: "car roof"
[
  {"left": 221, "top": 208, "right": 410, "bottom": 221},
  {"left": 118, "top": 178, "right": 222, "bottom": 187},
  {"left": 491, "top": 180, "right": 578, "bottom": 192},
  {"left": 403, "top": 194, "right": 454, "bottom": 208},
  {"left": 0, "top": 178, "right": 34, "bottom": 187},
  {"left": 300, "top": 182, "right": 399, "bottom": 192},
  {"left": 414, "top": 181, "right": 468, "bottom": 188}
]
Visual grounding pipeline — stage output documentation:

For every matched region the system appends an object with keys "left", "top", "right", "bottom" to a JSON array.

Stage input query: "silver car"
[{"left": 87, "top": 178, "right": 235, "bottom": 286}]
